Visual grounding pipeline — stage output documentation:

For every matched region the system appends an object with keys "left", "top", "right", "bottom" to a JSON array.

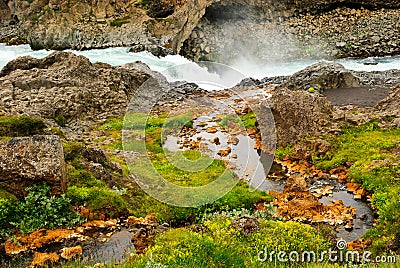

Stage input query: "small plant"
[
  {"left": 127, "top": 218, "right": 330, "bottom": 267},
  {"left": 112, "top": 186, "right": 128, "bottom": 196},
  {"left": 202, "top": 205, "right": 278, "bottom": 222},
  {"left": 0, "top": 184, "right": 83, "bottom": 237},
  {"left": 54, "top": 113, "right": 66, "bottom": 127}
]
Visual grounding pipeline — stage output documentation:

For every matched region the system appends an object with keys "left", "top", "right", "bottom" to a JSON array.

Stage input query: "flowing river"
[{"left": 1, "top": 43, "right": 400, "bottom": 89}]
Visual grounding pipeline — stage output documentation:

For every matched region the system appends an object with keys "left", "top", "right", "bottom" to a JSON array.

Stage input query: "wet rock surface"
[
  {"left": 1, "top": 216, "right": 169, "bottom": 266},
  {"left": 270, "top": 174, "right": 357, "bottom": 226},
  {"left": 0, "top": 135, "right": 66, "bottom": 198}
]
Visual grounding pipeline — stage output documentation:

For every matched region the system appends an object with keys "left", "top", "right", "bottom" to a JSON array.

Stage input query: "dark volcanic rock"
[
  {"left": 129, "top": 44, "right": 174, "bottom": 57},
  {"left": 236, "top": 77, "right": 261, "bottom": 87},
  {"left": 283, "top": 62, "right": 360, "bottom": 90},
  {"left": 141, "top": 0, "right": 176, "bottom": 18},
  {"left": 0, "top": 135, "right": 67, "bottom": 198},
  {"left": 0, "top": 0, "right": 11, "bottom": 26},
  {"left": 353, "top": 69, "right": 400, "bottom": 87},
  {"left": 261, "top": 76, "right": 289, "bottom": 85}
]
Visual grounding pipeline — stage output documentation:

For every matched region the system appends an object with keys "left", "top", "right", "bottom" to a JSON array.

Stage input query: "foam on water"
[{"left": 1, "top": 44, "right": 399, "bottom": 90}]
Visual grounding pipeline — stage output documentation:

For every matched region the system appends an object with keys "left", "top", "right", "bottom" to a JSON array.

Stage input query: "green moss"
[
  {"left": 240, "top": 112, "right": 257, "bottom": 129},
  {"left": 50, "top": 127, "right": 66, "bottom": 138},
  {"left": 275, "top": 144, "right": 296, "bottom": 159},
  {"left": 63, "top": 141, "right": 85, "bottom": 161},
  {"left": 0, "top": 136, "right": 12, "bottom": 142},
  {"left": 0, "top": 186, "right": 17, "bottom": 204},
  {"left": 110, "top": 17, "right": 130, "bottom": 27},
  {"left": 0, "top": 116, "right": 46, "bottom": 136},
  {"left": 220, "top": 114, "right": 243, "bottom": 128},
  {"left": 164, "top": 112, "right": 193, "bottom": 130},
  {"left": 220, "top": 112, "right": 257, "bottom": 131},
  {"left": 66, "top": 186, "right": 129, "bottom": 218},
  {"left": 54, "top": 113, "right": 66, "bottom": 127},
  {"left": 98, "top": 116, "right": 124, "bottom": 132},
  {"left": 67, "top": 169, "right": 107, "bottom": 188}
]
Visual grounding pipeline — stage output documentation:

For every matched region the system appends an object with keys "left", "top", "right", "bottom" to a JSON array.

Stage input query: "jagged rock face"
[
  {"left": 2, "top": 0, "right": 400, "bottom": 56},
  {"left": 283, "top": 62, "right": 360, "bottom": 90},
  {"left": 0, "top": 0, "right": 12, "bottom": 25},
  {"left": 266, "top": 89, "right": 334, "bottom": 147},
  {"left": 0, "top": 52, "right": 150, "bottom": 128},
  {"left": 181, "top": 1, "right": 400, "bottom": 62},
  {"left": 1, "top": 0, "right": 199, "bottom": 50},
  {"left": 0, "top": 135, "right": 66, "bottom": 198},
  {"left": 375, "top": 84, "right": 400, "bottom": 117}
]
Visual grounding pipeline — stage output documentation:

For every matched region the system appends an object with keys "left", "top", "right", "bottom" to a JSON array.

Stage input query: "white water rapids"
[{"left": 1, "top": 43, "right": 400, "bottom": 90}]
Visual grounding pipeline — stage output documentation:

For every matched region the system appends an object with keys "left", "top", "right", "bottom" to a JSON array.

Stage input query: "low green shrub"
[
  {"left": 67, "top": 169, "right": 107, "bottom": 188},
  {"left": 0, "top": 184, "right": 83, "bottom": 237}
]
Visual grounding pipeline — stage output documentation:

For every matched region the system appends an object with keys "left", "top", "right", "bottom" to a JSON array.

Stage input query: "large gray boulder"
[
  {"left": 0, "top": 135, "right": 67, "bottom": 198},
  {"left": 0, "top": 52, "right": 150, "bottom": 129},
  {"left": 283, "top": 62, "right": 360, "bottom": 91},
  {"left": 266, "top": 89, "right": 334, "bottom": 146}
]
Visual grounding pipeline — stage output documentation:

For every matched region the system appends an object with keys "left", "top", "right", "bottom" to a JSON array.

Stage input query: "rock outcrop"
[
  {"left": 0, "top": 135, "right": 66, "bottom": 197},
  {"left": 0, "top": 52, "right": 150, "bottom": 128},
  {"left": 375, "top": 83, "right": 400, "bottom": 117},
  {"left": 266, "top": 89, "right": 334, "bottom": 147},
  {"left": 283, "top": 62, "right": 360, "bottom": 90},
  {"left": 181, "top": 3, "right": 400, "bottom": 63},
  {"left": 1, "top": 0, "right": 400, "bottom": 60}
]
